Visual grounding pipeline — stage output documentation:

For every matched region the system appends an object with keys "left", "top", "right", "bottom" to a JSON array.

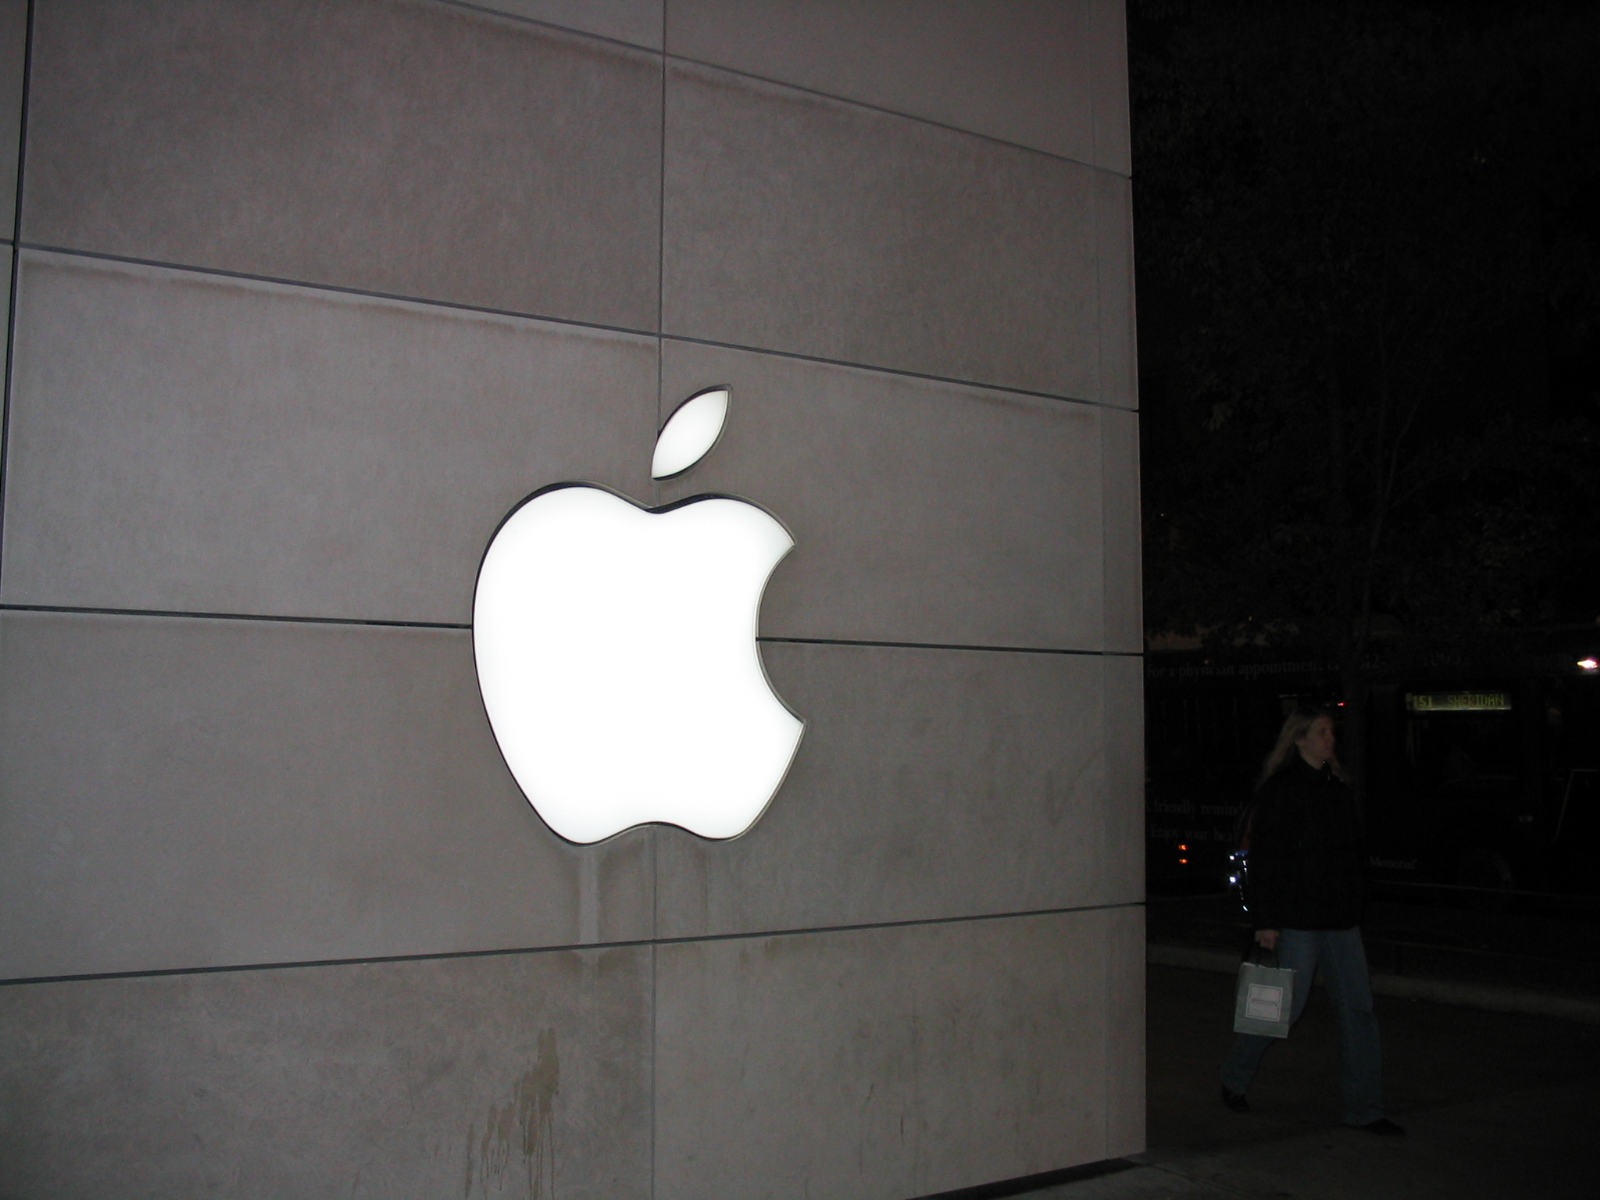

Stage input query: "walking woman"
[{"left": 1219, "top": 706, "right": 1405, "bottom": 1135}]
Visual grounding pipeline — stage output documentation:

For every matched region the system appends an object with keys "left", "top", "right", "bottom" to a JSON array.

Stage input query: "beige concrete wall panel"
[
  {"left": 1088, "top": 0, "right": 1134, "bottom": 176},
  {"left": 662, "top": 62, "right": 1102, "bottom": 400},
  {"left": 24, "top": 0, "right": 661, "bottom": 328},
  {"left": 1102, "top": 405, "right": 1142, "bottom": 651},
  {"left": 0, "top": 0, "right": 23, "bottom": 236},
  {"left": 0, "top": 610, "right": 654, "bottom": 979},
  {"left": 1095, "top": 169, "right": 1139, "bottom": 409},
  {"left": 1103, "top": 903, "right": 1147, "bottom": 1157},
  {"left": 1103, "top": 652, "right": 1145, "bottom": 907},
  {"left": 1, "top": 253, "right": 656, "bottom": 622},
  {"left": 659, "top": 341, "right": 1105, "bottom": 651},
  {"left": 655, "top": 910, "right": 1126, "bottom": 1200},
  {"left": 665, "top": 0, "right": 1117, "bottom": 167},
  {"left": 0, "top": 946, "right": 652, "bottom": 1199},
  {"left": 471, "top": 0, "right": 663, "bottom": 48},
  {"left": 656, "top": 642, "right": 1112, "bottom": 939}
]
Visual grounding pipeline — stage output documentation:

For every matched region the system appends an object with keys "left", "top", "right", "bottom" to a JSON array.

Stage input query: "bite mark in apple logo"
[{"left": 472, "top": 388, "right": 804, "bottom": 844}]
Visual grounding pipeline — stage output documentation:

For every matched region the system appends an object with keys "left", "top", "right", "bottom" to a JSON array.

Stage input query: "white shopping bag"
[{"left": 1233, "top": 951, "right": 1296, "bottom": 1038}]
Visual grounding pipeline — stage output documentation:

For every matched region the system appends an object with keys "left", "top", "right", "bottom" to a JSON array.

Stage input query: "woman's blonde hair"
[{"left": 1256, "top": 706, "right": 1343, "bottom": 789}]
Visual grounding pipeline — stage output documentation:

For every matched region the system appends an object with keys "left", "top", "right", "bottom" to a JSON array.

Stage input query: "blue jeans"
[{"left": 1220, "top": 926, "right": 1385, "bottom": 1125}]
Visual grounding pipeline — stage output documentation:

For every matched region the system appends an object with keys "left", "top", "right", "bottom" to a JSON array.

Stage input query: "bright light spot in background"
[
  {"left": 1579, "top": 657, "right": 1599, "bottom": 672},
  {"left": 652, "top": 388, "right": 729, "bottom": 479},
  {"left": 473, "top": 485, "right": 802, "bottom": 844}
]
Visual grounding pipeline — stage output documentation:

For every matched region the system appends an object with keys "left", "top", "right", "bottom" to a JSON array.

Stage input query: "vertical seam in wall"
[
  {"left": 649, "top": 933, "right": 658, "bottom": 1200},
  {"left": 653, "top": 24, "right": 666, "bottom": 500},
  {"left": 1100, "top": 647, "right": 1113, "bottom": 1154},
  {"left": 1102, "top": 897, "right": 1112, "bottom": 1154},
  {"left": 1087, "top": 0, "right": 1102, "bottom": 175},
  {"left": 651, "top": 14, "right": 666, "bottom": 1197},
  {"left": 0, "top": 0, "right": 35, "bottom": 600},
  {"left": 1091, "top": 169, "right": 1105, "bottom": 424},
  {"left": 649, "top": 839, "right": 659, "bottom": 1200},
  {"left": 1093, "top": 174, "right": 1111, "bottom": 656},
  {"left": 655, "top": 39, "right": 666, "bottom": 343}
]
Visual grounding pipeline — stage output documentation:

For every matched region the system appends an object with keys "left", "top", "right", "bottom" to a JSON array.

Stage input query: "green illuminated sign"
[{"left": 1404, "top": 692, "right": 1511, "bottom": 713}]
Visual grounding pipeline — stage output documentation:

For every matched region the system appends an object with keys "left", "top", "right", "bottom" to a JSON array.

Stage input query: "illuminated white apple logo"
[{"left": 472, "top": 388, "right": 804, "bottom": 844}]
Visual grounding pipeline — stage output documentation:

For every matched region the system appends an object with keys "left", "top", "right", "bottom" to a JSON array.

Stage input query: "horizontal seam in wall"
[
  {"left": 424, "top": 0, "right": 1131, "bottom": 181},
  {"left": 15, "top": 242, "right": 659, "bottom": 342},
  {"left": 0, "top": 604, "right": 1143, "bottom": 658},
  {"left": 14, "top": 250, "right": 1139, "bottom": 416},
  {"left": 0, "top": 899, "right": 1147, "bottom": 988},
  {"left": 432, "top": 0, "right": 663, "bottom": 57},
  {"left": 762, "top": 636, "right": 1144, "bottom": 658},
  {"left": 660, "top": 53, "right": 1131, "bottom": 180},
  {"left": 659, "top": 332, "right": 1134, "bottom": 413},
  {"left": 0, "top": 602, "right": 469, "bottom": 632}
]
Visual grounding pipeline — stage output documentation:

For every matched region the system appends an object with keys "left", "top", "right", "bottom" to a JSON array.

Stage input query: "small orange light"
[
  {"left": 1178, "top": 844, "right": 1188, "bottom": 851},
  {"left": 1178, "top": 858, "right": 1189, "bottom": 864}
]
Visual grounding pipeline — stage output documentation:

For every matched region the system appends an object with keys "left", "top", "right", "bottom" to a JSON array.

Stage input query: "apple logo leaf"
[{"left": 652, "top": 387, "right": 729, "bottom": 480}]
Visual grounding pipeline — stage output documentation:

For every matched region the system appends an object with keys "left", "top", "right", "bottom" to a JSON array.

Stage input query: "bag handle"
[{"left": 1243, "top": 939, "right": 1280, "bottom": 969}]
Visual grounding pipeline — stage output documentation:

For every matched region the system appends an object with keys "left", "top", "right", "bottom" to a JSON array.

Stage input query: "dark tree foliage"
[{"left": 1131, "top": 0, "right": 1600, "bottom": 775}]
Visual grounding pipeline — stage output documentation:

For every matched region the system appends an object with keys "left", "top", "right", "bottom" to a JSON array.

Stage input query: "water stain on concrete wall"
[{"left": 463, "top": 1029, "right": 560, "bottom": 1198}]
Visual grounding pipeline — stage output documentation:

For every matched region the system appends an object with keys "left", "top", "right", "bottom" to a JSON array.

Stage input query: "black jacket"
[{"left": 1246, "top": 755, "right": 1367, "bottom": 931}]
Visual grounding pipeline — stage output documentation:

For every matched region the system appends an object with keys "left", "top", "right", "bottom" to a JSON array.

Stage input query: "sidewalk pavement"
[{"left": 1023, "top": 964, "right": 1600, "bottom": 1199}]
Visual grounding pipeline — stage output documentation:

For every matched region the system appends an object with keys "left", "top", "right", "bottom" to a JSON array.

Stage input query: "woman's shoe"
[{"left": 1220, "top": 1086, "right": 1250, "bottom": 1113}]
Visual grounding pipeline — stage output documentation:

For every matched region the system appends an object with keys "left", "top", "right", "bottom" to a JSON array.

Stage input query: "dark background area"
[
  {"left": 1129, "top": 1, "right": 1600, "bottom": 902},
  {"left": 1049, "top": 13, "right": 1600, "bottom": 1194},
  {"left": 1131, "top": 0, "right": 1600, "bottom": 678}
]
